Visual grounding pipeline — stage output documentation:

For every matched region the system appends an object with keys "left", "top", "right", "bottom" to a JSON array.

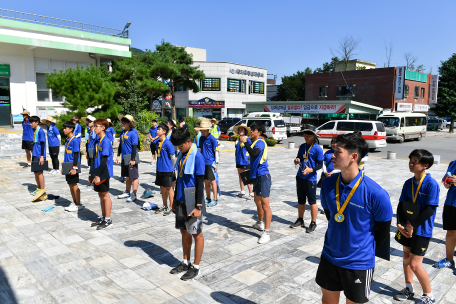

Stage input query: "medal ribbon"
[
  {"left": 336, "top": 172, "right": 364, "bottom": 216},
  {"left": 65, "top": 136, "right": 75, "bottom": 154},
  {"left": 122, "top": 130, "right": 129, "bottom": 145},
  {"left": 179, "top": 145, "right": 195, "bottom": 177},
  {"left": 95, "top": 134, "right": 105, "bottom": 160},
  {"left": 157, "top": 138, "right": 165, "bottom": 157},
  {"left": 303, "top": 142, "right": 314, "bottom": 161},
  {"left": 412, "top": 174, "right": 426, "bottom": 203}
]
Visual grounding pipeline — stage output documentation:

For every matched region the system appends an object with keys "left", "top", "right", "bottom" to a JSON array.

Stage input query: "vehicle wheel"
[
  {"left": 369, "top": 148, "right": 376, "bottom": 152},
  {"left": 277, "top": 140, "right": 281, "bottom": 144},
  {"left": 416, "top": 133, "right": 422, "bottom": 141},
  {"left": 399, "top": 135, "right": 405, "bottom": 143}
]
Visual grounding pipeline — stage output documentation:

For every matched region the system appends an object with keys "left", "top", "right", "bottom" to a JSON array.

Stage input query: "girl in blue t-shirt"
[
  {"left": 233, "top": 124, "right": 253, "bottom": 198},
  {"left": 44, "top": 117, "right": 61, "bottom": 174}
]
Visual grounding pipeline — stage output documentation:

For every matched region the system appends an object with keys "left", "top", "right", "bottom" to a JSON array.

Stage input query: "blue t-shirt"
[
  {"left": 399, "top": 174, "right": 439, "bottom": 237},
  {"left": 324, "top": 149, "right": 335, "bottom": 173},
  {"left": 249, "top": 139, "right": 269, "bottom": 179},
  {"left": 175, "top": 150, "right": 206, "bottom": 203},
  {"left": 120, "top": 128, "right": 139, "bottom": 158},
  {"left": 22, "top": 120, "right": 34, "bottom": 141},
  {"left": 235, "top": 139, "right": 249, "bottom": 166},
  {"left": 74, "top": 124, "right": 82, "bottom": 137},
  {"left": 46, "top": 124, "right": 60, "bottom": 147},
  {"left": 93, "top": 136, "right": 114, "bottom": 177},
  {"left": 32, "top": 128, "right": 46, "bottom": 158},
  {"left": 106, "top": 126, "right": 115, "bottom": 143},
  {"left": 64, "top": 136, "right": 80, "bottom": 163},
  {"left": 200, "top": 134, "right": 218, "bottom": 166},
  {"left": 321, "top": 170, "right": 393, "bottom": 270},
  {"left": 444, "top": 161, "right": 456, "bottom": 208},
  {"left": 156, "top": 138, "right": 175, "bottom": 173},
  {"left": 149, "top": 126, "right": 159, "bottom": 144},
  {"left": 87, "top": 129, "right": 99, "bottom": 150},
  {"left": 296, "top": 142, "right": 324, "bottom": 181}
]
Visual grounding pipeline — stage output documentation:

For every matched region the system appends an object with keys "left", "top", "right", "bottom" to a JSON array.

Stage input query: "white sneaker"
[
  {"left": 252, "top": 221, "right": 265, "bottom": 231},
  {"left": 27, "top": 163, "right": 31, "bottom": 167},
  {"left": 51, "top": 169, "right": 58, "bottom": 175},
  {"left": 258, "top": 232, "right": 270, "bottom": 244},
  {"left": 118, "top": 191, "right": 130, "bottom": 199},
  {"left": 249, "top": 193, "right": 255, "bottom": 199},
  {"left": 48, "top": 170, "right": 53, "bottom": 174},
  {"left": 65, "top": 203, "right": 84, "bottom": 212},
  {"left": 126, "top": 193, "right": 137, "bottom": 202}
]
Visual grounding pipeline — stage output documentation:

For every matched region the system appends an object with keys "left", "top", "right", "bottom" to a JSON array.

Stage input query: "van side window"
[
  {"left": 354, "top": 122, "right": 373, "bottom": 131},
  {"left": 274, "top": 120, "right": 285, "bottom": 127},
  {"left": 247, "top": 120, "right": 268, "bottom": 128},
  {"left": 319, "top": 121, "right": 335, "bottom": 130},
  {"left": 336, "top": 121, "right": 355, "bottom": 131},
  {"left": 375, "top": 122, "right": 386, "bottom": 132}
]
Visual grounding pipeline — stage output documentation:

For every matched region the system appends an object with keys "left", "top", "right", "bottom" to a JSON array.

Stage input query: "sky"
[{"left": 6, "top": 0, "right": 456, "bottom": 84}]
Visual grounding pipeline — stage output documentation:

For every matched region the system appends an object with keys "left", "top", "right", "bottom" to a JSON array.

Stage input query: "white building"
[
  {"left": 174, "top": 48, "right": 267, "bottom": 120},
  {"left": 0, "top": 8, "right": 131, "bottom": 125}
]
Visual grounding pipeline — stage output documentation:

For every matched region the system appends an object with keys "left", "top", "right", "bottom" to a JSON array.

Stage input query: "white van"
[
  {"left": 227, "top": 112, "right": 287, "bottom": 142},
  {"left": 316, "top": 120, "right": 387, "bottom": 150},
  {"left": 377, "top": 113, "right": 427, "bottom": 143}
]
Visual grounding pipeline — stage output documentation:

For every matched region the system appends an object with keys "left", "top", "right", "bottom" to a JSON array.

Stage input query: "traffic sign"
[{"left": 165, "top": 94, "right": 172, "bottom": 100}]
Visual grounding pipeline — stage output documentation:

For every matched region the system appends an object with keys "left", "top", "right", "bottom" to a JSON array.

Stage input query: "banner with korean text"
[{"left": 264, "top": 104, "right": 346, "bottom": 114}]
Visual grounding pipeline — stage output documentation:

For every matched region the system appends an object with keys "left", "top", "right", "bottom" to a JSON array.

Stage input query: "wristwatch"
[
  {"left": 72, "top": 166, "right": 78, "bottom": 170},
  {"left": 195, "top": 204, "right": 202, "bottom": 211}
]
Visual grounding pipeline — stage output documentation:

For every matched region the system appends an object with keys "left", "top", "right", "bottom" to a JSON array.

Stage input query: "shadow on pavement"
[
  {"left": 0, "top": 266, "right": 19, "bottom": 303},
  {"left": 124, "top": 240, "right": 180, "bottom": 267}
]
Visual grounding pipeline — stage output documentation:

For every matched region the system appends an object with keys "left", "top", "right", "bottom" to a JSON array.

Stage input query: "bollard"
[
  {"left": 434, "top": 155, "right": 441, "bottom": 165},
  {"left": 387, "top": 151, "right": 396, "bottom": 160},
  {"left": 288, "top": 142, "right": 295, "bottom": 149}
]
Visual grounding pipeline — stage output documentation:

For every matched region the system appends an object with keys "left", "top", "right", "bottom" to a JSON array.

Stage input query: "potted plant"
[
  {"left": 265, "top": 137, "right": 277, "bottom": 146},
  {"left": 219, "top": 134, "right": 230, "bottom": 141}
]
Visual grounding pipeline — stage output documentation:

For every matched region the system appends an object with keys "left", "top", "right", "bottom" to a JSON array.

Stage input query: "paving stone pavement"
[{"left": 0, "top": 142, "right": 455, "bottom": 304}]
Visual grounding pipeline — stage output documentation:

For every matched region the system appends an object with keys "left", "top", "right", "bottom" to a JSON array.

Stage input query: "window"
[
  {"left": 274, "top": 120, "right": 285, "bottom": 127},
  {"left": 175, "top": 86, "right": 186, "bottom": 92},
  {"left": 247, "top": 120, "right": 270, "bottom": 128},
  {"left": 405, "top": 117, "right": 426, "bottom": 126},
  {"left": 421, "top": 88, "right": 425, "bottom": 98},
  {"left": 249, "top": 81, "right": 264, "bottom": 94},
  {"left": 404, "top": 85, "right": 409, "bottom": 97},
  {"left": 65, "top": 62, "right": 78, "bottom": 71},
  {"left": 36, "top": 73, "right": 50, "bottom": 101},
  {"left": 319, "top": 86, "right": 328, "bottom": 97},
  {"left": 336, "top": 121, "right": 355, "bottom": 131},
  {"left": 336, "top": 85, "right": 355, "bottom": 97},
  {"left": 414, "top": 86, "right": 420, "bottom": 98},
  {"left": 354, "top": 122, "right": 373, "bottom": 131},
  {"left": 201, "top": 78, "right": 221, "bottom": 91},
  {"left": 227, "top": 79, "right": 246, "bottom": 93},
  {"left": 375, "top": 122, "right": 386, "bottom": 132},
  {"left": 378, "top": 117, "right": 400, "bottom": 128},
  {"left": 318, "top": 121, "right": 335, "bottom": 130}
]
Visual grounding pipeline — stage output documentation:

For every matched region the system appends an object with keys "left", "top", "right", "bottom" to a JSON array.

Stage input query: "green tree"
[
  {"left": 155, "top": 41, "right": 206, "bottom": 120},
  {"left": 313, "top": 57, "right": 340, "bottom": 73},
  {"left": 275, "top": 68, "right": 312, "bottom": 101},
  {"left": 433, "top": 53, "right": 456, "bottom": 133},
  {"left": 117, "top": 67, "right": 148, "bottom": 114},
  {"left": 46, "top": 65, "right": 120, "bottom": 119}
]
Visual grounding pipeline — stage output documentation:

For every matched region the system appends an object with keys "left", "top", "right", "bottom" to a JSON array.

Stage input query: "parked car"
[
  {"left": 227, "top": 112, "right": 287, "bottom": 142},
  {"left": 218, "top": 118, "right": 240, "bottom": 134},
  {"left": 427, "top": 118, "right": 447, "bottom": 130}
]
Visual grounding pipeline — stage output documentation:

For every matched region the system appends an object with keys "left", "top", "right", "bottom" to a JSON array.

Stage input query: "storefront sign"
[
  {"left": 395, "top": 66, "right": 406, "bottom": 100},
  {"left": 429, "top": 74, "right": 439, "bottom": 104},
  {"left": 152, "top": 100, "right": 161, "bottom": 111},
  {"left": 0, "top": 64, "right": 10, "bottom": 77},
  {"left": 189, "top": 97, "right": 225, "bottom": 108},
  {"left": 396, "top": 102, "right": 413, "bottom": 112},
  {"left": 201, "top": 78, "right": 221, "bottom": 91},
  {"left": 413, "top": 104, "right": 429, "bottom": 112},
  {"left": 250, "top": 81, "right": 264, "bottom": 94},
  {"left": 228, "top": 79, "right": 245, "bottom": 93},
  {"left": 264, "top": 104, "right": 346, "bottom": 114},
  {"left": 230, "top": 69, "right": 264, "bottom": 78}
]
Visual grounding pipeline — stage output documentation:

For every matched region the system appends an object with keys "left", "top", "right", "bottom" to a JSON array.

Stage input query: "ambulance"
[{"left": 227, "top": 112, "right": 287, "bottom": 142}]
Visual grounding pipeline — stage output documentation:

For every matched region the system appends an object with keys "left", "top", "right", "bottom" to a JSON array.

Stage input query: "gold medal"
[
  {"left": 304, "top": 158, "right": 309, "bottom": 163},
  {"left": 334, "top": 213, "right": 345, "bottom": 222},
  {"left": 179, "top": 172, "right": 183, "bottom": 177}
]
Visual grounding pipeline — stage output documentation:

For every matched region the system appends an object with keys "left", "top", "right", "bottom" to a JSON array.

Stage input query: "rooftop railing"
[{"left": 0, "top": 8, "right": 128, "bottom": 38}]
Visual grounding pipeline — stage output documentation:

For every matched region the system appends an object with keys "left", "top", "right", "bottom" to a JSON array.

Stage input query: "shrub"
[
  {"left": 184, "top": 116, "right": 201, "bottom": 139},
  {"left": 220, "top": 134, "right": 229, "bottom": 139},
  {"left": 266, "top": 137, "right": 277, "bottom": 146}
]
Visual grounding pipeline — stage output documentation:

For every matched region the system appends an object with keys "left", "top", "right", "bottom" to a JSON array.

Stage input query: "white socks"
[
  {"left": 183, "top": 260, "right": 190, "bottom": 266},
  {"left": 406, "top": 283, "right": 414, "bottom": 293},
  {"left": 193, "top": 264, "right": 200, "bottom": 269}
]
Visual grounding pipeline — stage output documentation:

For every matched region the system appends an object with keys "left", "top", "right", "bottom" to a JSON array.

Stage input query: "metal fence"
[{"left": 0, "top": 8, "right": 128, "bottom": 38}]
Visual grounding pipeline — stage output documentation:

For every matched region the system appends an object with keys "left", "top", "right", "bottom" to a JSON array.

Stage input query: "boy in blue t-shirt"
[
  {"left": 394, "top": 149, "right": 439, "bottom": 303},
  {"left": 116, "top": 114, "right": 140, "bottom": 202},
  {"left": 291, "top": 129, "right": 324, "bottom": 233},
  {"left": 433, "top": 161, "right": 456, "bottom": 276},
  {"left": 169, "top": 127, "right": 205, "bottom": 281},
  {"left": 21, "top": 110, "right": 34, "bottom": 167},
  {"left": 148, "top": 119, "right": 159, "bottom": 163},
  {"left": 83, "top": 116, "right": 97, "bottom": 167},
  {"left": 29, "top": 116, "right": 47, "bottom": 196},
  {"left": 240, "top": 123, "right": 272, "bottom": 245},
  {"left": 44, "top": 116, "right": 61, "bottom": 174},
  {"left": 198, "top": 121, "right": 220, "bottom": 207},
  {"left": 61, "top": 121, "right": 84, "bottom": 212},
  {"left": 89, "top": 119, "right": 114, "bottom": 230},
  {"left": 154, "top": 123, "right": 176, "bottom": 216},
  {"left": 317, "top": 132, "right": 392, "bottom": 304},
  {"left": 233, "top": 124, "right": 253, "bottom": 198}
]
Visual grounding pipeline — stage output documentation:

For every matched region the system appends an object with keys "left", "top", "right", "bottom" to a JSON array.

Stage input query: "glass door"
[{"left": 0, "top": 78, "right": 11, "bottom": 126}]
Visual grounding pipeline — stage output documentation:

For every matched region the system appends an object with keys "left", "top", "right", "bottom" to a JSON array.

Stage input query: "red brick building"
[{"left": 305, "top": 67, "right": 431, "bottom": 112}]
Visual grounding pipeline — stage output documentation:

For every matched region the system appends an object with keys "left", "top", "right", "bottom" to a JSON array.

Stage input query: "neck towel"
[
  {"left": 34, "top": 126, "right": 41, "bottom": 143},
  {"left": 174, "top": 144, "right": 198, "bottom": 175}
]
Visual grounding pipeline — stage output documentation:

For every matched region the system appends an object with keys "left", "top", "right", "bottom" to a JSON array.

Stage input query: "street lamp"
[{"left": 121, "top": 22, "right": 131, "bottom": 38}]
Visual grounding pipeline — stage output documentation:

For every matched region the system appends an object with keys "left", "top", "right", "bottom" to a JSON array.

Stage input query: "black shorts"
[
  {"left": 49, "top": 146, "right": 59, "bottom": 158},
  {"left": 443, "top": 204, "right": 456, "bottom": 230},
  {"left": 150, "top": 142, "right": 157, "bottom": 155},
  {"left": 252, "top": 174, "right": 272, "bottom": 198},
  {"left": 66, "top": 173, "right": 79, "bottom": 185},
  {"left": 316, "top": 255, "right": 374, "bottom": 304},
  {"left": 204, "top": 165, "right": 215, "bottom": 181},
  {"left": 236, "top": 164, "right": 250, "bottom": 170},
  {"left": 175, "top": 200, "right": 203, "bottom": 234},
  {"left": 22, "top": 140, "right": 33, "bottom": 151},
  {"left": 394, "top": 230, "right": 431, "bottom": 256},
  {"left": 296, "top": 176, "right": 317, "bottom": 205},
  {"left": 121, "top": 162, "right": 139, "bottom": 179},
  {"left": 155, "top": 171, "right": 174, "bottom": 188},
  {"left": 94, "top": 178, "right": 110, "bottom": 193}
]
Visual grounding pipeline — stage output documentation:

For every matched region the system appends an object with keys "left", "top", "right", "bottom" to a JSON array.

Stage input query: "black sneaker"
[
  {"left": 155, "top": 206, "right": 167, "bottom": 214},
  {"left": 290, "top": 218, "right": 304, "bottom": 229},
  {"left": 320, "top": 209, "right": 325, "bottom": 215},
  {"left": 181, "top": 265, "right": 199, "bottom": 281},
  {"left": 306, "top": 221, "right": 317, "bottom": 233},
  {"left": 97, "top": 220, "right": 113, "bottom": 230},
  {"left": 170, "top": 262, "right": 189, "bottom": 274},
  {"left": 91, "top": 218, "right": 104, "bottom": 227}
]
